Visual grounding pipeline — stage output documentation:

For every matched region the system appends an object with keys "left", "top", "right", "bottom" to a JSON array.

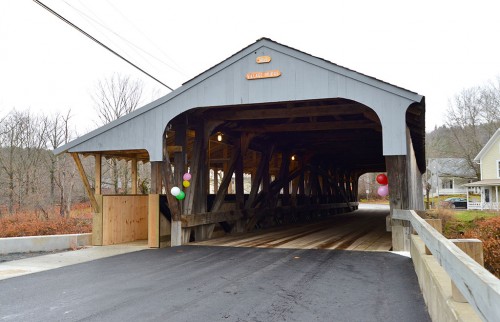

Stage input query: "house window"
[
  {"left": 497, "top": 160, "right": 500, "bottom": 178},
  {"left": 441, "top": 179, "right": 452, "bottom": 189}
]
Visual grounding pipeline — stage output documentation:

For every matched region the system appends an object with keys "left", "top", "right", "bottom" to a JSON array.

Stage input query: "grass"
[
  {"left": 424, "top": 208, "right": 500, "bottom": 278},
  {"left": 453, "top": 210, "right": 498, "bottom": 222},
  {"left": 359, "top": 198, "right": 389, "bottom": 204}
]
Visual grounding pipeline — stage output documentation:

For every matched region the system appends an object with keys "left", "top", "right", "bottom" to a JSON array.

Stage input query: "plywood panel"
[{"left": 102, "top": 195, "right": 148, "bottom": 245}]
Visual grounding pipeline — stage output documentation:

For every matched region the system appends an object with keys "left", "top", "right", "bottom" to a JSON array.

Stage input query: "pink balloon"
[
  {"left": 377, "top": 185, "right": 389, "bottom": 197},
  {"left": 183, "top": 173, "right": 192, "bottom": 181}
]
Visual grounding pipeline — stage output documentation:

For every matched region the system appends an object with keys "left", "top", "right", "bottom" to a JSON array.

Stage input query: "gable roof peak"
[{"left": 474, "top": 128, "right": 500, "bottom": 162}]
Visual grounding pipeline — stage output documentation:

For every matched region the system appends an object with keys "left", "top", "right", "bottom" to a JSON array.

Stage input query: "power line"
[
  {"left": 103, "top": 0, "right": 187, "bottom": 76},
  {"left": 62, "top": 0, "right": 185, "bottom": 77},
  {"left": 33, "top": 0, "right": 174, "bottom": 91}
]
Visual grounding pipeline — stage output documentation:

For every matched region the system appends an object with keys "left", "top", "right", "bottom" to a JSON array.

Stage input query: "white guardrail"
[{"left": 393, "top": 210, "right": 500, "bottom": 322}]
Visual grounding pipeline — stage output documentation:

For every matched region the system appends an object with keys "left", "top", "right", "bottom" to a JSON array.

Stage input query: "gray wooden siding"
[{"left": 55, "top": 39, "right": 423, "bottom": 161}]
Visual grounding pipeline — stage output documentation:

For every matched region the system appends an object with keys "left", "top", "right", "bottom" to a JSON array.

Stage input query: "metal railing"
[{"left": 393, "top": 209, "right": 500, "bottom": 322}]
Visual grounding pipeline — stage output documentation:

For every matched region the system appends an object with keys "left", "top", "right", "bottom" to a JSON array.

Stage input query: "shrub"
[
  {"left": 425, "top": 209, "right": 499, "bottom": 278},
  {"left": 462, "top": 216, "right": 500, "bottom": 278},
  {"left": 0, "top": 204, "right": 92, "bottom": 238}
]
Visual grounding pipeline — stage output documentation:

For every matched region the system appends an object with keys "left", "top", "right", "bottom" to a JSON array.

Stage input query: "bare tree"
[
  {"left": 92, "top": 74, "right": 144, "bottom": 194},
  {"left": 45, "top": 111, "right": 77, "bottom": 217},
  {"left": 92, "top": 73, "right": 143, "bottom": 125},
  {"left": 0, "top": 110, "right": 49, "bottom": 213},
  {"left": 445, "top": 79, "right": 500, "bottom": 179}
]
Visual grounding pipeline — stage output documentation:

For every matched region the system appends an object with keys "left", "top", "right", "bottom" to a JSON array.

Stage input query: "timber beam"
[
  {"left": 71, "top": 153, "right": 99, "bottom": 212},
  {"left": 181, "top": 202, "right": 359, "bottom": 228}
]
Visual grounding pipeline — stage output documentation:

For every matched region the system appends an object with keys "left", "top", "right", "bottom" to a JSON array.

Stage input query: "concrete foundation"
[
  {"left": 0, "top": 233, "right": 92, "bottom": 254},
  {"left": 410, "top": 235, "right": 481, "bottom": 322}
]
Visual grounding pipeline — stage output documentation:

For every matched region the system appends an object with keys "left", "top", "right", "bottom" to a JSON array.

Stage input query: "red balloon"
[{"left": 376, "top": 174, "right": 388, "bottom": 185}]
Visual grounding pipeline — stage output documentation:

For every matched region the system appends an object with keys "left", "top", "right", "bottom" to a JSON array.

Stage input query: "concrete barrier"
[
  {"left": 410, "top": 235, "right": 481, "bottom": 322},
  {"left": 0, "top": 233, "right": 92, "bottom": 254}
]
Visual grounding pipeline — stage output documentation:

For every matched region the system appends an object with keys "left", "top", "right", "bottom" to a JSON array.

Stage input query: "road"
[{"left": 0, "top": 245, "right": 429, "bottom": 322}]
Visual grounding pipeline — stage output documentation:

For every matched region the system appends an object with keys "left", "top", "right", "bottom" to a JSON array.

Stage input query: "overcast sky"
[{"left": 1, "top": 0, "right": 500, "bottom": 136}]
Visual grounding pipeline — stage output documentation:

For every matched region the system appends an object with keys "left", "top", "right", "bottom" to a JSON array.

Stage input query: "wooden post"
[
  {"left": 450, "top": 239, "right": 484, "bottom": 303},
  {"left": 174, "top": 124, "right": 186, "bottom": 212},
  {"left": 148, "top": 161, "right": 161, "bottom": 248},
  {"left": 213, "top": 168, "right": 219, "bottom": 194},
  {"left": 235, "top": 154, "right": 244, "bottom": 210},
  {"left": 223, "top": 145, "right": 233, "bottom": 194},
  {"left": 277, "top": 152, "right": 291, "bottom": 208},
  {"left": 159, "top": 133, "right": 184, "bottom": 246},
  {"left": 246, "top": 145, "right": 273, "bottom": 209},
  {"left": 150, "top": 161, "right": 162, "bottom": 194},
  {"left": 424, "top": 219, "right": 442, "bottom": 255},
  {"left": 95, "top": 154, "right": 101, "bottom": 195},
  {"left": 93, "top": 154, "right": 103, "bottom": 246},
  {"left": 386, "top": 155, "right": 411, "bottom": 251},
  {"left": 131, "top": 158, "right": 137, "bottom": 194},
  {"left": 92, "top": 194, "right": 103, "bottom": 245}
]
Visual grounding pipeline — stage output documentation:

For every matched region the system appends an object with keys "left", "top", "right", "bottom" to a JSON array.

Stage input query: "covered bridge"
[{"left": 54, "top": 38, "right": 425, "bottom": 251}]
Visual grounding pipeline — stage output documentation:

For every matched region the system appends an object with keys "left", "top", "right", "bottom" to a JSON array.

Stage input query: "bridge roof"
[{"left": 54, "top": 38, "right": 425, "bottom": 171}]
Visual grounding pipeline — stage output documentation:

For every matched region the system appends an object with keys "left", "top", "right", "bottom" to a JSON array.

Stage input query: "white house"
[
  {"left": 465, "top": 128, "right": 500, "bottom": 210},
  {"left": 427, "top": 158, "right": 476, "bottom": 197}
]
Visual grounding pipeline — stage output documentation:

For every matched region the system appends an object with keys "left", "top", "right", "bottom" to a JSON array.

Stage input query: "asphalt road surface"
[{"left": 0, "top": 246, "right": 430, "bottom": 322}]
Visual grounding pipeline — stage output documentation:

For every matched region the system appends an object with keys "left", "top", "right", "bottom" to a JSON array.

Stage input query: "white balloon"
[{"left": 170, "top": 186, "right": 181, "bottom": 196}]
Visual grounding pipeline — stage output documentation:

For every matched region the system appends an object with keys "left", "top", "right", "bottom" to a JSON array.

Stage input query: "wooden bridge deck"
[{"left": 191, "top": 208, "right": 392, "bottom": 251}]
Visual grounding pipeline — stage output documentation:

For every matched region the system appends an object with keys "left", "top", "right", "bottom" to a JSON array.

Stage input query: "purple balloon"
[
  {"left": 183, "top": 173, "right": 192, "bottom": 181},
  {"left": 377, "top": 185, "right": 389, "bottom": 197}
]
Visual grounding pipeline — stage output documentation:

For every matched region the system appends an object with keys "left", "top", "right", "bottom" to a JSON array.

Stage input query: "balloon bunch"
[
  {"left": 170, "top": 173, "right": 192, "bottom": 200},
  {"left": 376, "top": 174, "right": 389, "bottom": 197}
]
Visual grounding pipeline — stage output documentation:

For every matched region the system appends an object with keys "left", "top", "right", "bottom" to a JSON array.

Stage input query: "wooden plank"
[
  {"left": 181, "top": 210, "right": 244, "bottom": 228},
  {"left": 148, "top": 194, "right": 160, "bottom": 248},
  {"left": 402, "top": 210, "right": 500, "bottom": 322},
  {"left": 71, "top": 153, "right": 98, "bottom": 212}
]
